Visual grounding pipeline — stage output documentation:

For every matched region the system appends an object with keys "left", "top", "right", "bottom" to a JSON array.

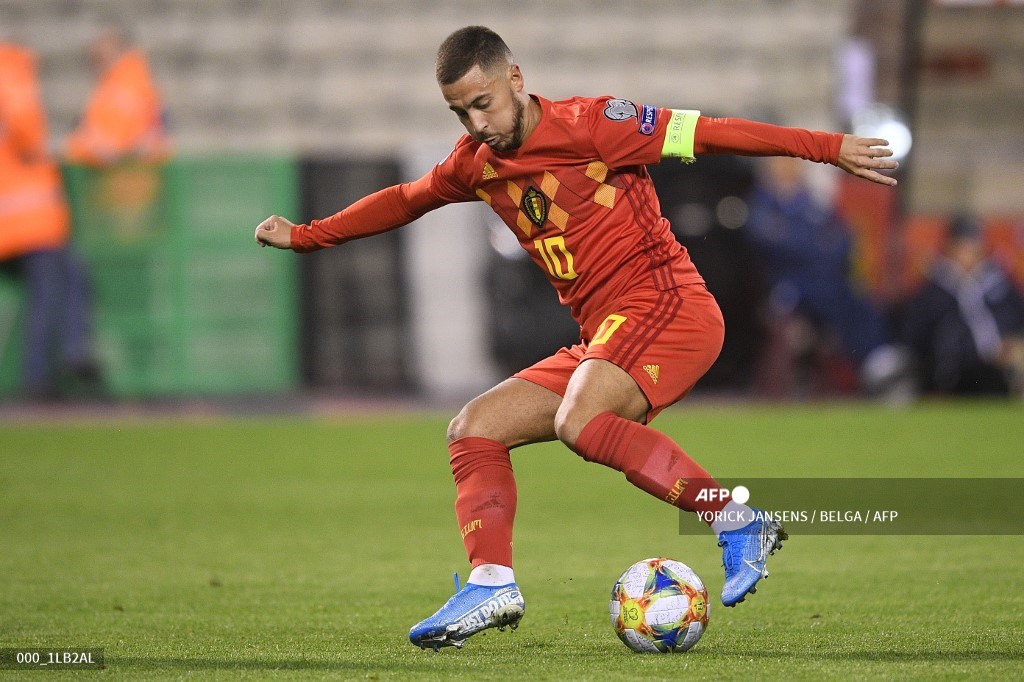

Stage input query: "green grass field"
[{"left": 2, "top": 402, "right": 1023, "bottom": 680}]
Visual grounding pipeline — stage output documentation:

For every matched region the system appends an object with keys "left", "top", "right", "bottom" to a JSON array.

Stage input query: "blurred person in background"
[
  {"left": 744, "top": 155, "right": 911, "bottom": 400},
  {"left": 0, "top": 41, "right": 100, "bottom": 400},
  {"left": 900, "top": 213, "right": 1024, "bottom": 396},
  {"left": 66, "top": 24, "right": 168, "bottom": 165}
]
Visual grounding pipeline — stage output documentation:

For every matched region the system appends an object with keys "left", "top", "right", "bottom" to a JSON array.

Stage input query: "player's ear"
[{"left": 508, "top": 63, "right": 524, "bottom": 92}]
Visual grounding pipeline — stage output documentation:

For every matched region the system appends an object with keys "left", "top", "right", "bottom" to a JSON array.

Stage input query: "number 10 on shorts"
[{"left": 591, "top": 314, "right": 627, "bottom": 346}]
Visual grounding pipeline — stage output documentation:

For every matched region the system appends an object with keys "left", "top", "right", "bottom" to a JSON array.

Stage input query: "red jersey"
[
  {"left": 291, "top": 95, "right": 842, "bottom": 331},
  {"left": 427, "top": 95, "right": 700, "bottom": 326}
]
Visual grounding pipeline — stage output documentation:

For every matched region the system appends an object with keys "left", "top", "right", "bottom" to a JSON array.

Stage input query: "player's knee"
[
  {"left": 446, "top": 400, "right": 495, "bottom": 444},
  {"left": 446, "top": 409, "right": 470, "bottom": 444},
  {"left": 553, "top": 403, "right": 587, "bottom": 451}
]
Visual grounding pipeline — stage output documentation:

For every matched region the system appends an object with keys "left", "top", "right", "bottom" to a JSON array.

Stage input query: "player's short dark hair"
[{"left": 435, "top": 26, "right": 513, "bottom": 85}]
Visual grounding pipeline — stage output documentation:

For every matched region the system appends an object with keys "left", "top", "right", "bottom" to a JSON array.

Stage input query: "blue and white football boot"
[
  {"left": 718, "top": 508, "right": 788, "bottom": 606},
  {"left": 409, "top": 576, "right": 525, "bottom": 650}
]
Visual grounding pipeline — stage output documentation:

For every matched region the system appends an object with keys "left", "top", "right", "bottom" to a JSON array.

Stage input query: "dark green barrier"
[
  {"left": 0, "top": 272, "right": 24, "bottom": 394},
  {"left": 0, "top": 158, "right": 298, "bottom": 398}
]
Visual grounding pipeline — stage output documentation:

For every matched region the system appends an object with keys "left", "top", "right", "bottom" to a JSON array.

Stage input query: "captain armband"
[{"left": 660, "top": 109, "right": 701, "bottom": 163}]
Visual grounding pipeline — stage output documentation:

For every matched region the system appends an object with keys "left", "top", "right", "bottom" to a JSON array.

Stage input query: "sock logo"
[
  {"left": 643, "top": 364, "right": 660, "bottom": 384},
  {"left": 461, "top": 519, "right": 483, "bottom": 538},
  {"left": 471, "top": 494, "right": 505, "bottom": 512},
  {"left": 665, "top": 478, "right": 687, "bottom": 505}
]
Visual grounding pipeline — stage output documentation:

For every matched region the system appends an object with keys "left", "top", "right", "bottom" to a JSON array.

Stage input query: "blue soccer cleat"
[
  {"left": 409, "top": 579, "right": 525, "bottom": 650},
  {"left": 718, "top": 509, "right": 788, "bottom": 607}
]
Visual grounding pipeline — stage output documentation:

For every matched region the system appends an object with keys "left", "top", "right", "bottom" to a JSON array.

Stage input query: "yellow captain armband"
[{"left": 661, "top": 109, "right": 701, "bottom": 163}]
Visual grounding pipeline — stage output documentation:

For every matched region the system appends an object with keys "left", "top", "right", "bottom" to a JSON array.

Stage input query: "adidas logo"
[
  {"left": 482, "top": 162, "right": 498, "bottom": 180},
  {"left": 471, "top": 494, "right": 504, "bottom": 512},
  {"left": 643, "top": 364, "right": 660, "bottom": 384}
]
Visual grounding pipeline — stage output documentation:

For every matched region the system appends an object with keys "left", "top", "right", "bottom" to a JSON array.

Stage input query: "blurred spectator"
[
  {"left": 65, "top": 24, "right": 170, "bottom": 246},
  {"left": 66, "top": 25, "right": 169, "bottom": 165},
  {"left": 0, "top": 42, "right": 100, "bottom": 399},
  {"left": 744, "top": 156, "right": 911, "bottom": 399},
  {"left": 900, "top": 214, "right": 1024, "bottom": 396}
]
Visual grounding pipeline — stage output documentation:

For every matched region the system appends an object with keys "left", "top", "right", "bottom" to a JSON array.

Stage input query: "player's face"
[{"left": 441, "top": 63, "right": 527, "bottom": 152}]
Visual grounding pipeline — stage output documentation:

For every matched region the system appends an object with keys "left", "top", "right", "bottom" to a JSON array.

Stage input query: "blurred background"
[{"left": 2, "top": 0, "right": 1023, "bottom": 409}]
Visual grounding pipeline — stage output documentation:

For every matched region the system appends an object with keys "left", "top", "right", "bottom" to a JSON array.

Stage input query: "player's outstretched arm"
[
  {"left": 253, "top": 175, "right": 456, "bottom": 254},
  {"left": 836, "top": 135, "right": 899, "bottom": 187},
  {"left": 690, "top": 117, "right": 899, "bottom": 187},
  {"left": 254, "top": 215, "right": 294, "bottom": 249}
]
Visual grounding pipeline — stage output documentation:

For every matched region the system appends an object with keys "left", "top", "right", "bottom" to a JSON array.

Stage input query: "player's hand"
[
  {"left": 254, "top": 215, "right": 294, "bottom": 249},
  {"left": 837, "top": 135, "right": 899, "bottom": 186}
]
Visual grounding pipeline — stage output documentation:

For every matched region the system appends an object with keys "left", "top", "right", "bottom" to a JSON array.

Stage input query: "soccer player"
[{"left": 255, "top": 26, "right": 898, "bottom": 650}]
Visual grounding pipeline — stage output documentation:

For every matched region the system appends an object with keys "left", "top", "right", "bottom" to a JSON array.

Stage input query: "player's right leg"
[
  {"left": 446, "top": 376, "right": 563, "bottom": 448},
  {"left": 409, "top": 377, "right": 563, "bottom": 650}
]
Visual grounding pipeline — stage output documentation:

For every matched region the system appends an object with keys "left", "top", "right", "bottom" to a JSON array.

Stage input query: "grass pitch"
[{"left": 2, "top": 402, "right": 1023, "bottom": 680}]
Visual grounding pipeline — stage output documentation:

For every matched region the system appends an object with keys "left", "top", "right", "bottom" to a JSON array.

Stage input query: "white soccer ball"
[{"left": 609, "top": 557, "right": 709, "bottom": 653}]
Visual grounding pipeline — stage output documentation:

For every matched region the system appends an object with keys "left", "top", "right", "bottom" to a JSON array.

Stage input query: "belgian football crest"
[{"left": 522, "top": 186, "right": 548, "bottom": 228}]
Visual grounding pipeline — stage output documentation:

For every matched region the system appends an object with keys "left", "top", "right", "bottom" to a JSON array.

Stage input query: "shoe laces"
[{"left": 719, "top": 535, "right": 740, "bottom": 573}]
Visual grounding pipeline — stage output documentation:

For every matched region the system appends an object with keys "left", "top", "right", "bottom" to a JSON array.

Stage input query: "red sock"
[
  {"left": 573, "top": 412, "right": 727, "bottom": 519},
  {"left": 449, "top": 437, "right": 517, "bottom": 568}
]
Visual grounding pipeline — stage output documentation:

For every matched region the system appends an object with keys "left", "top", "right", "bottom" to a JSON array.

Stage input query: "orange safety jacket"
[
  {"left": 66, "top": 49, "right": 169, "bottom": 165},
  {"left": 0, "top": 43, "right": 70, "bottom": 260}
]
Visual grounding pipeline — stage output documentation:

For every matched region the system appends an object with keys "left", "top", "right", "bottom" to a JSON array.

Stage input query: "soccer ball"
[{"left": 609, "top": 557, "right": 709, "bottom": 653}]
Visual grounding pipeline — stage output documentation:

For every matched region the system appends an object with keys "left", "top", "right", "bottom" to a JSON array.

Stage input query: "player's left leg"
[
  {"left": 553, "top": 357, "right": 733, "bottom": 520},
  {"left": 555, "top": 284, "right": 786, "bottom": 606}
]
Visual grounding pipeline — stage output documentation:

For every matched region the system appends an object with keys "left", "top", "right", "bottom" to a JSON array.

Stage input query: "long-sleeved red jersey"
[{"left": 291, "top": 95, "right": 842, "bottom": 330}]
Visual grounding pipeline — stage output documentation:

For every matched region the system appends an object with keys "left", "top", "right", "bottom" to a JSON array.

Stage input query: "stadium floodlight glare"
[{"left": 852, "top": 103, "right": 912, "bottom": 163}]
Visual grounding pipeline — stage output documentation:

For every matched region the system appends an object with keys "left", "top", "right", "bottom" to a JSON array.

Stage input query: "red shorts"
[{"left": 513, "top": 283, "right": 724, "bottom": 422}]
